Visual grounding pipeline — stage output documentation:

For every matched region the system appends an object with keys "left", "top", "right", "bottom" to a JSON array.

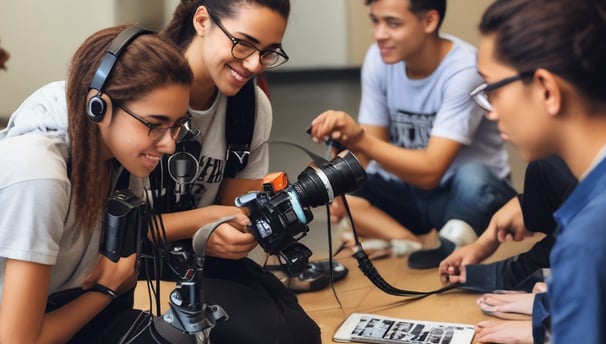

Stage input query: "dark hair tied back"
[
  {"left": 480, "top": 0, "right": 606, "bottom": 104},
  {"left": 162, "top": 0, "right": 290, "bottom": 51}
]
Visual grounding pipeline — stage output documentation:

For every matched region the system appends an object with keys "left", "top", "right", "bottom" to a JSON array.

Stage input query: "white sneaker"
[
  {"left": 390, "top": 239, "right": 422, "bottom": 257},
  {"left": 439, "top": 219, "right": 478, "bottom": 247}
]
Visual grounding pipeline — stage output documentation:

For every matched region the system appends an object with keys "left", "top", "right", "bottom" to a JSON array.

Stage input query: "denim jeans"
[{"left": 351, "top": 162, "right": 517, "bottom": 235}]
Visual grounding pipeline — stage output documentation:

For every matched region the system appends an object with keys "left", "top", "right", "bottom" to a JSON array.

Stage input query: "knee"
[
  {"left": 451, "top": 163, "right": 516, "bottom": 208},
  {"left": 450, "top": 163, "right": 493, "bottom": 190},
  {"left": 450, "top": 163, "right": 515, "bottom": 200}
]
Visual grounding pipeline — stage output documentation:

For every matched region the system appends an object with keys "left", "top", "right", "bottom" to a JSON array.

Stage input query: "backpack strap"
[{"left": 224, "top": 78, "right": 257, "bottom": 178}]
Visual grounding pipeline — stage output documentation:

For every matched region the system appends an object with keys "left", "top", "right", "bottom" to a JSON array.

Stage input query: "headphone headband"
[
  {"left": 89, "top": 25, "right": 153, "bottom": 92},
  {"left": 87, "top": 26, "right": 153, "bottom": 122}
]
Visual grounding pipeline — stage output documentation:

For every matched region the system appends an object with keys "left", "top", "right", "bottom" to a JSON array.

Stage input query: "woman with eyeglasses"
[
  {"left": 145, "top": 1, "right": 322, "bottom": 343},
  {"left": 473, "top": 0, "right": 606, "bottom": 342},
  {"left": 0, "top": 25, "right": 193, "bottom": 343}
]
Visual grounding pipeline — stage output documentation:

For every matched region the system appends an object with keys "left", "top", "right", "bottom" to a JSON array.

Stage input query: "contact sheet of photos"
[{"left": 334, "top": 313, "right": 475, "bottom": 344}]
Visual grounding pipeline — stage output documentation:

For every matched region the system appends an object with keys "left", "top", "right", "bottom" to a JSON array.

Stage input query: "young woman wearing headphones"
[{"left": 0, "top": 25, "right": 192, "bottom": 343}]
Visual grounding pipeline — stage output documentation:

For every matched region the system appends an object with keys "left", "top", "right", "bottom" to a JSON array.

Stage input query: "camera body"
[
  {"left": 100, "top": 189, "right": 150, "bottom": 262},
  {"left": 236, "top": 150, "right": 366, "bottom": 275}
]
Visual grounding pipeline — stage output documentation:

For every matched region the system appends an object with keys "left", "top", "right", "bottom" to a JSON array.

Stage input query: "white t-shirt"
[
  {"left": 0, "top": 81, "right": 146, "bottom": 299},
  {"left": 359, "top": 34, "right": 510, "bottom": 183}
]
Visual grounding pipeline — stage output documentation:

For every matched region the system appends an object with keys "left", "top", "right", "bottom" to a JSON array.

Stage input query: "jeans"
[{"left": 351, "top": 162, "right": 517, "bottom": 235}]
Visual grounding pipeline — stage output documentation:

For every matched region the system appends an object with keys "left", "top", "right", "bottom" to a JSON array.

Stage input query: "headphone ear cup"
[{"left": 87, "top": 95, "right": 107, "bottom": 122}]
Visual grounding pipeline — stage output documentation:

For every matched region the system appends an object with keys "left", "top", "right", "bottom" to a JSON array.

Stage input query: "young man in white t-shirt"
[{"left": 309, "top": 0, "right": 516, "bottom": 268}]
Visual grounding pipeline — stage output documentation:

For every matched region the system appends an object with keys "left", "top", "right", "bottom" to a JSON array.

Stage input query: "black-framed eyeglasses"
[
  {"left": 114, "top": 102, "right": 193, "bottom": 143},
  {"left": 208, "top": 12, "right": 289, "bottom": 69},
  {"left": 470, "top": 71, "right": 535, "bottom": 112}
]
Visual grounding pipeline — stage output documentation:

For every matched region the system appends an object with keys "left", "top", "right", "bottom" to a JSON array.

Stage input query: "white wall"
[
  {"left": 0, "top": 0, "right": 167, "bottom": 118},
  {"left": 281, "top": 0, "right": 349, "bottom": 69},
  {"left": 0, "top": 0, "right": 492, "bottom": 119},
  {"left": 0, "top": 1, "right": 113, "bottom": 117}
]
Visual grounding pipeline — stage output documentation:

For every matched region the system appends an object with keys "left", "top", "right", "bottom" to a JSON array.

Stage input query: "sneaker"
[
  {"left": 340, "top": 232, "right": 391, "bottom": 260},
  {"left": 390, "top": 239, "right": 422, "bottom": 257},
  {"left": 407, "top": 237, "right": 456, "bottom": 269},
  {"left": 439, "top": 219, "right": 478, "bottom": 247}
]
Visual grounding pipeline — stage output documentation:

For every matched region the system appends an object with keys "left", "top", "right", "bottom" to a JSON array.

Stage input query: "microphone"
[{"left": 167, "top": 151, "right": 199, "bottom": 203}]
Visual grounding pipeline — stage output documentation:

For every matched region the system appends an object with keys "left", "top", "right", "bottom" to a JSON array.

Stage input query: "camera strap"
[{"left": 192, "top": 215, "right": 237, "bottom": 260}]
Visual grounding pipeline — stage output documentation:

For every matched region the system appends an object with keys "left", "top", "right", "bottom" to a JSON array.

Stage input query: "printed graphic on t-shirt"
[
  {"left": 187, "top": 155, "right": 224, "bottom": 205},
  {"left": 390, "top": 110, "right": 435, "bottom": 149}
]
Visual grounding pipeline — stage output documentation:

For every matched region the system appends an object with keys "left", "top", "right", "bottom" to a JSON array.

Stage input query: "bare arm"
[
  {"left": 216, "top": 177, "right": 262, "bottom": 206},
  {"left": 310, "top": 110, "right": 462, "bottom": 189},
  {"left": 155, "top": 177, "right": 262, "bottom": 259},
  {"left": 0, "top": 257, "right": 135, "bottom": 343}
]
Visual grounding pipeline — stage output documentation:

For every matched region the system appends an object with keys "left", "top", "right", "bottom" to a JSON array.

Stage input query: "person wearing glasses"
[
  {"left": 147, "top": 1, "right": 322, "bottom": 344},
  {"left": 470, "top": 0, "right": 606, "bottom": 342},
  {"left": 439, "top": 155, "right": 576, "bottom": 344},
  {"left": 309, "top": 0, "right": 516, "bottom": 269},
  {"left": 0, "top": 25, "right": 193, "bottom": 343}
]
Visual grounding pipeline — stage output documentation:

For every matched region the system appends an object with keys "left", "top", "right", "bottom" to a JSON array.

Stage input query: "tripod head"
[{"left": 146, "top": 217, "right": 235, "bottom": 343}]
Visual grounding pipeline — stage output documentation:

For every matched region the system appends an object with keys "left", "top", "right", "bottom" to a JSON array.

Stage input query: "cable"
[{"left": 341, "top": 194, "right": 461, "bottom": 297}]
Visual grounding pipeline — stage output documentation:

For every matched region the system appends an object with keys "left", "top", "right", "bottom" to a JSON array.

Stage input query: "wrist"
[
  {"left": 344, "top": 128, "right": 366, "bottom": 153},
  {"left": 346, "top": 128, "right": 364, "bottom": 144},
  {"left": 87, "top": 283, "right": 117, "bottom": 300}
]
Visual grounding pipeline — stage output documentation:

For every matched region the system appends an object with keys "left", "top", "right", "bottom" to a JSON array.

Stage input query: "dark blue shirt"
[{"left": 551, "top": 156, "right": 606, "bottom": 343}]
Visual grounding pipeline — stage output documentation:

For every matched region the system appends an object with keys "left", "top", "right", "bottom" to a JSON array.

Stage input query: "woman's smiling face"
[
  {"left": 99, "top": 83, "right": 191, "bottom": 177},
  {"left": 189, "top": 5, "right": 287, "bottom": 96}
]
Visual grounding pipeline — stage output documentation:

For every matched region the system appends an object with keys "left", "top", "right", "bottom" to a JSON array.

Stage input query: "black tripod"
[{"left": 126, "top": 218, "right": 233, "bottom": 344}]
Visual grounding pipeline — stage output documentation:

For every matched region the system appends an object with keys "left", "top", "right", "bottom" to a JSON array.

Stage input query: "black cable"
[
  {"left": 325, "top": 204, "right": 344, "bottom": 310},
  {"left": 341, "top": 194, "right": 461, "bottom": 297}
]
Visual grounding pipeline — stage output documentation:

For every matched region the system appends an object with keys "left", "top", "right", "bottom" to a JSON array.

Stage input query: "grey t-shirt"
[{"left": 358, "top": 34, "right": 510, "bottom": 184}]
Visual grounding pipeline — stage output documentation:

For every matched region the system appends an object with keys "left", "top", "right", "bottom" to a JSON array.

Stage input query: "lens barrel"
[{"left": 292, "top": 150, "right": 366, "bottom": 208}]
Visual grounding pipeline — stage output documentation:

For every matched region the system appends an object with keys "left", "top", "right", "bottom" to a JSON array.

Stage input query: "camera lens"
[{"left": 292, "top": 150, "right": 366, "bottom": 208}]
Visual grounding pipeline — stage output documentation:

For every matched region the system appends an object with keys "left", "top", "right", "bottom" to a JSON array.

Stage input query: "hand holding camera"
[
  {"left": 201, "top": 212, "right": 256, "bottom": 259},
  {"left": 235, "top": 150, "right": 366, "bottom": 275}
]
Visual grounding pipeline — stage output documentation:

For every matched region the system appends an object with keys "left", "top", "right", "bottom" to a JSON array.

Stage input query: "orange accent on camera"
[{"left": 263, "top": 172, "right": 289, "bottom": 192}]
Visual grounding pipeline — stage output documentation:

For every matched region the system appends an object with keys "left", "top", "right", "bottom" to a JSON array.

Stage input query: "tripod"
[
  {"left": 145, "top": 261, "right": 228, "bottom": 344},
  {"left": 126, "top": 218, "right": 233, "bottom": 344}
]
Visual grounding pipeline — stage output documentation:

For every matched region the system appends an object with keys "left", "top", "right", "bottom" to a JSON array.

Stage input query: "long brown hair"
[
  {"left": 66, "top": 25, "right": 193, "bottom": 231},
  {"left": 162, "top": 0, "right": 290, "bottom": 51}
]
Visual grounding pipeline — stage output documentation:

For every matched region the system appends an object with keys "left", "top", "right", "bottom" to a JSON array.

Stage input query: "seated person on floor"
[
  {"left": 439, "top": 156, "right": 576, "bottom": 292},
  {"left": 443, "top": 0, "right": 606, "bottom": 340},
  {"left": 309, "top": 0, "right": 516, "bottom": 269},
  {"left": 439, "top": 156, "right": 576, "bottom": 344}
]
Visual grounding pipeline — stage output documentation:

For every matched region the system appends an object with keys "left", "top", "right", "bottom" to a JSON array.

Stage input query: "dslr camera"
[
  {"left": 100, "top": 189, "right": 150, "bottom": 262},
  {"left": 235, "top": 150, "right": 366, "bottom": 275}
]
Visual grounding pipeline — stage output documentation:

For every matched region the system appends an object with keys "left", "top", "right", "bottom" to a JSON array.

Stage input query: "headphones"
[{"left": 87, "top": 26, "right": 153, "bottom": 122}]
